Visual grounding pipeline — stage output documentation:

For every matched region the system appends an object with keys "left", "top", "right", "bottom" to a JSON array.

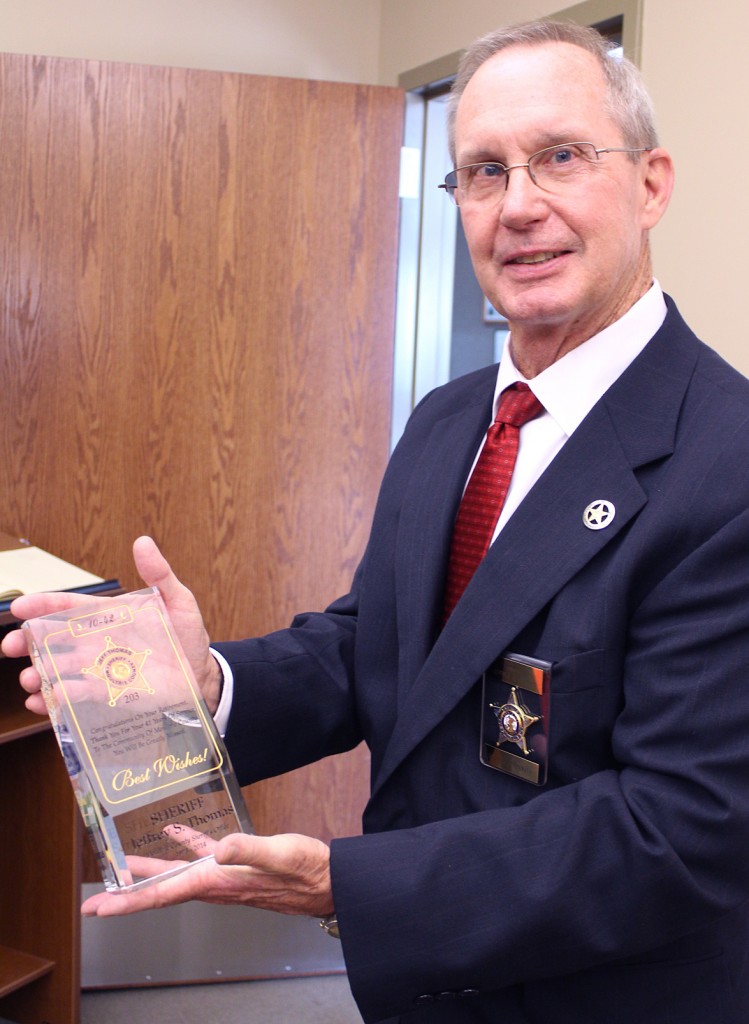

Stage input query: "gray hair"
[{"left": 447, "top": 19, "right": 659, "bottom": 165}]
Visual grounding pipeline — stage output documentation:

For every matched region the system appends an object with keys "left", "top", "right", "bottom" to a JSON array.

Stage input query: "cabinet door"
[{"left": 0, "top": 55, "right": 402, "bottom": 849}]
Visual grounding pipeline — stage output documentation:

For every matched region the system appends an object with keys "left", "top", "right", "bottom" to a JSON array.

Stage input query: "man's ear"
[{"left": 640, "top": 147, "right": 675, "bottom": 230}]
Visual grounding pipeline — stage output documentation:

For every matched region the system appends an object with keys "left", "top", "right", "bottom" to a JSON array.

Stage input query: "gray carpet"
[{"left": 81, "top": 974, "right": 364, "bottom": 1022}]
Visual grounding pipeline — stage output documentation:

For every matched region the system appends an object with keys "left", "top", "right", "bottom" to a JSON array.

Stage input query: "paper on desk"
[{"left": 0, "top": 545, "right": 103, "bottom": 598}]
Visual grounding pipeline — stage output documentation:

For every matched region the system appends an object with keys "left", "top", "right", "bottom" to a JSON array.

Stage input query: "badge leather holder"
[{"left": 481, "top": 652, "right": 552, "bottom": 786}]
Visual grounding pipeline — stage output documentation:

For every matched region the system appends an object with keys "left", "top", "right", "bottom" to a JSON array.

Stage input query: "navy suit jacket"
[{"left": 217, "top": 299, "right": 749, "bottom": 1023}]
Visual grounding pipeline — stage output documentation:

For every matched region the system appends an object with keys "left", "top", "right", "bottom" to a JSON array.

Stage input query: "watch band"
[{"left": 319, "top": 915, "right": 340, "bottom": 939}]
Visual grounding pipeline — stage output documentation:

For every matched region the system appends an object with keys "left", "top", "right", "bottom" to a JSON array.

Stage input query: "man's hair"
[{"left": 447, "top": 19, "right": 659, "bottom": 165}]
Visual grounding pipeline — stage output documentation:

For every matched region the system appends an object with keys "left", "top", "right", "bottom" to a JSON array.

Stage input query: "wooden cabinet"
[
  {"left": 0, "top": 652, "right": 82, "bottom": 1024},
  {"left": 0, "top": 529, "right": 116, "bottom": 1024}
]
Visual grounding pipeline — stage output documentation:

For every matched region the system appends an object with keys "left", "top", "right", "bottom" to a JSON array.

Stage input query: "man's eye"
[
  {"left": 538, "top": 144, "right": 596, "bottom": 172},
  {"left": 550, "top": 147, "right": 578, "bottom": 165},
  {"left": 474, "top": 163, "right": 505, "bottom": 180}
]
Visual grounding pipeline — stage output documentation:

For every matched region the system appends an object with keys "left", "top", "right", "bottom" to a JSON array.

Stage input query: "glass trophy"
[{"left": 23, "top": 587, "right": 253, "bottom": 892}]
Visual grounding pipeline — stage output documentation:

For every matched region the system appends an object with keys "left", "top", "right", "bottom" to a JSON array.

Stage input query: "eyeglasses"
[{"left": 439, "top": 142, "right": 651, "bottom": 205}]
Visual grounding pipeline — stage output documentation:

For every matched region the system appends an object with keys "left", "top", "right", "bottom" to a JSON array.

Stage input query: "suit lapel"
[
  {"left": 371, "top": 302, "right": 700, "bottom": 797},
  {"left": 392, "top": 377, "right": 493, "bottom": 708}
]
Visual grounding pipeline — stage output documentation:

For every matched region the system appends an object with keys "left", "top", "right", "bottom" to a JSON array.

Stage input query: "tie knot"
[{"left": 495, "top": 382, "right": 543, "bottom": 428}]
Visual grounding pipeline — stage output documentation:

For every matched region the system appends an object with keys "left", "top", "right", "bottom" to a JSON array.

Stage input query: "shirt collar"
[{"left": 494, "top": 281, "right": 667, "bottom": 436}]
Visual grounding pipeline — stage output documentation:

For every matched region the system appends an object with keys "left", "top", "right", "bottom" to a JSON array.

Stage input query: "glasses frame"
[{"left": 438, "top": 142, "right": 652, "bottom": 205}]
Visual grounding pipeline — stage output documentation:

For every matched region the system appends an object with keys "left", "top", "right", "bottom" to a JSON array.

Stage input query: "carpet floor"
[{"left": 81, "top": 974, "right": 364, "bottom": 1023}]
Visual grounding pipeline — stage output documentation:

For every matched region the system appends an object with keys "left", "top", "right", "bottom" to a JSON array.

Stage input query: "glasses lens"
[
  {"left": 455, "top": 163, "right": 507, "bottom": 203},
  {"left": 442, "top": 170, "right": 459, "bottom": 203},
  {"left": 529, "top": 143, "right": 598, "bottom": 190}
]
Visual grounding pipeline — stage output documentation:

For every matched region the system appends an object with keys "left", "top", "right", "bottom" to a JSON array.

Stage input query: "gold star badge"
[
  {"left": 82, "top": 635, "right": 154, "bottom": 707},
  {"left": 490, "top": 687, "right": 540, "bottom": 755}
]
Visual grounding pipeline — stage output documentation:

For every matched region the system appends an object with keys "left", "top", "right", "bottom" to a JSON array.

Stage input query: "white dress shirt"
[
  {"left": 212, "top": 282, "right": 668, "bottom": 732},
  {"left": 488, "top": 281, "right": 667, "bottom": 539}
]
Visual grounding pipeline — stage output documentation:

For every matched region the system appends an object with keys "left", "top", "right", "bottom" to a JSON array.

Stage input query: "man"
[{"left": 5, "top": 19, "right": 749, "bottom": 1024}]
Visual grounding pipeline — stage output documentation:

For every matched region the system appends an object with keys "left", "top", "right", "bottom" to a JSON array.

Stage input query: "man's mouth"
[{"left": 508, "top": 251, "right": 565, "bottom": 265}]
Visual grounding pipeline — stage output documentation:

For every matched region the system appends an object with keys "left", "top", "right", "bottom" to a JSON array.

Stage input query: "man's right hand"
[{"left": 0, "top": 535, "right": 222, "bottom": 716}]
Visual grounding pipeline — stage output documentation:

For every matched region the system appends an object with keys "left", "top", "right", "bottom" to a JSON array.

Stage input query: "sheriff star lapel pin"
[{"left": 583, "top": 499, "right": 615, "bottom": 530}]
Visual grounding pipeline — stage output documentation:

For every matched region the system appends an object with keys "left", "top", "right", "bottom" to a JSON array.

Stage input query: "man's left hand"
[{"left": 81, "top": 830, "right": 334, "bottom": 919}]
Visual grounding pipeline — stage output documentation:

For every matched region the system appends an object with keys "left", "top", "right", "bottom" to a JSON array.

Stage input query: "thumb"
[
  {"left": 133, "top": 536, "right": 187, "bottom": 604},
  {"left": 131, "top": 536, "right": 219, "bottom": 708},
  {"left": 214, "top": 833, "right": 261, "bottom": 868}
]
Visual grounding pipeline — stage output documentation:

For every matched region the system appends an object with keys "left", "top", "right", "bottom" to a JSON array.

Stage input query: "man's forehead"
[
  {"left": 459, "top": 41, "right": 607, "bottom": 114},
  {"left": 466, "top": 39, "right": 604, "bottom": 85},
  {"left": 455, "top": 42, "right": 612, "bottom": 154}
]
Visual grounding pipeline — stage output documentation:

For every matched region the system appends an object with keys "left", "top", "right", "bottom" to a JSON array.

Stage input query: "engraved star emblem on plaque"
[
  {"left": 490, "top": 687, "right": 540, "bottom": 755},
  {"left": 82, "top": 635, "right": 154, "bottom": 707}
]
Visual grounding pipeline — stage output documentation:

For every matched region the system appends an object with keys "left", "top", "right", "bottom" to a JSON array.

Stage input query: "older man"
[{"left": 6, "top": 19, "right": 749, "bottom": 1024}]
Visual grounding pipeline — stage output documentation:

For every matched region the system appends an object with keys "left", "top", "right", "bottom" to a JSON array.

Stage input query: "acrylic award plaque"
[{"left": 23, "top": 586, "right": 253, "bottom": 893}]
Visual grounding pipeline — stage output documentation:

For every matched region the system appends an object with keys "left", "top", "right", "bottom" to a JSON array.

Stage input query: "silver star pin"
[{"left": 583, "top": 499, "right": 616, "bottom": 531}]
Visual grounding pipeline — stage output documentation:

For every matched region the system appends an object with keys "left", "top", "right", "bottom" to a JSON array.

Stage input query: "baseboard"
[{"left": 81, "top": 883, "right": 346, "bottom": 988}]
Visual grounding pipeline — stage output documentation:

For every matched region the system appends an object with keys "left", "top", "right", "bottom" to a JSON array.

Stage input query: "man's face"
[{"left": 454, "top": 42, "right": 667, "bottom": 368}]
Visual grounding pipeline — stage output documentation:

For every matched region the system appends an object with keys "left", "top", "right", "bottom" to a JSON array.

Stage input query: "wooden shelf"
[
  {"left": 0, "top": 946, "right": 54, "bottom": 999},
  {"left": 0, "top": 568, "right": 122, "bottom": 1024},
  {"left": 0, "top": 681, "right": 51, "bottom": 746},
  {"left": 0, "top": 661, "right": 81, "bottom": 1024}
]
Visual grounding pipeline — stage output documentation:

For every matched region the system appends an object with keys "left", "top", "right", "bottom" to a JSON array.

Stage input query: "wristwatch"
[{"left": 319, "top": 915, "right": 340, "bottom": 939}]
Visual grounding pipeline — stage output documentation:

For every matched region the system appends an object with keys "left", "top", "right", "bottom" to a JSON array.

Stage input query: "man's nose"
[{"left": 498, "top": 164, "right": 548, "bottom": 225}]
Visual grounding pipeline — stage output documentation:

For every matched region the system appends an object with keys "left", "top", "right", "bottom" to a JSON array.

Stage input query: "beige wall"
[
  {"left": 0, "top": 0, "right": 382, "bottom": 83},
  {"left": 378, "top": 0, "right": 562, "bottom": 84},
  {"left": 642, "top": 0, "right": 746, "bottom": 366},
  {"left": 3, "top": 0, "right": 747, "bottom": 372},
  {"left": 379, "top": 0, "right": 749, "bottom": 372}
]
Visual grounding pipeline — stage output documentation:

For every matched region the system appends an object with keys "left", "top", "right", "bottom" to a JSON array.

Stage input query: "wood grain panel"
[{"left": 0, "top": 53, "right": 403, "bottom": 852}]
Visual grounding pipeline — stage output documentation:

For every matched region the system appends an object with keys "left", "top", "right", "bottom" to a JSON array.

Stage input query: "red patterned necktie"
[{"left": 442, "top": 382, "right": 544, "bottom": 623}]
